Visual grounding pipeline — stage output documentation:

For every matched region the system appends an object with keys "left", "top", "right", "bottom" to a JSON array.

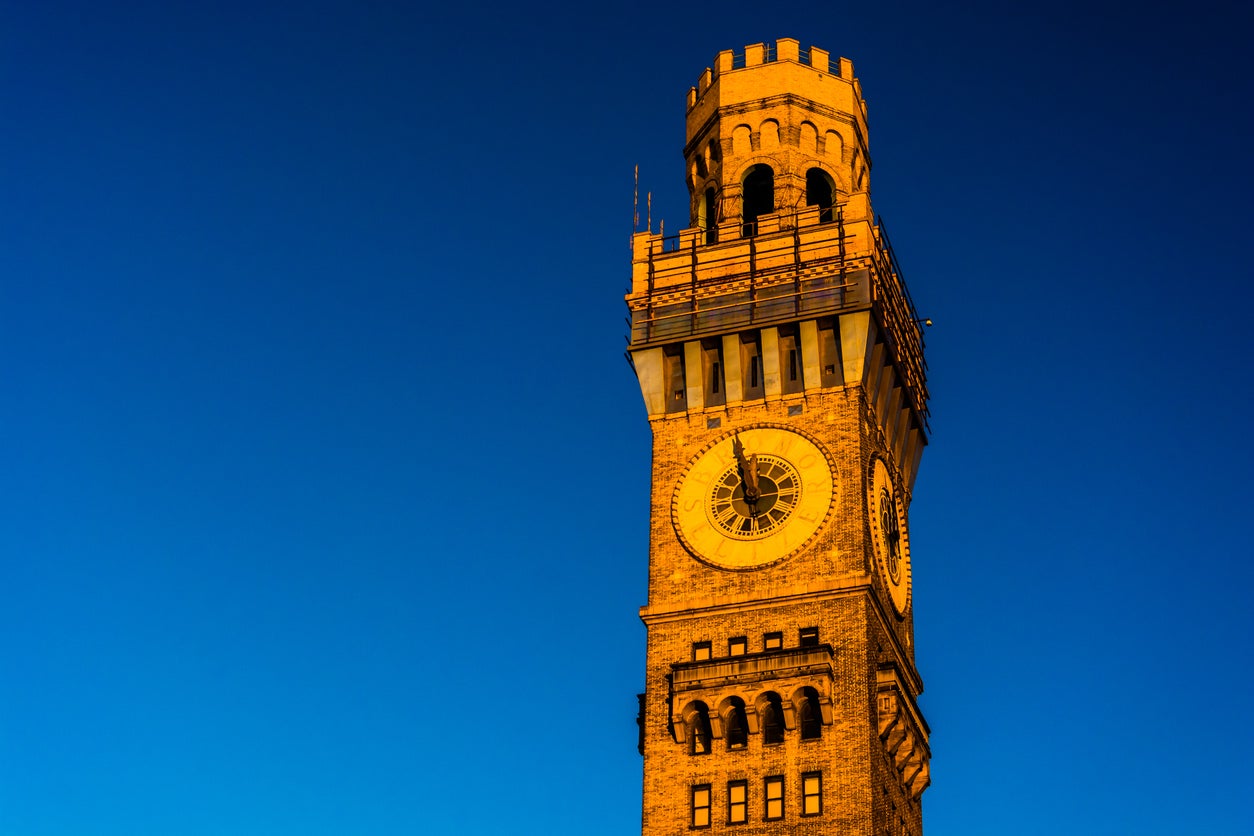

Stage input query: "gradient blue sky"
[{"left": 4, "top": 1, "right": 1253, "bottom": 834}]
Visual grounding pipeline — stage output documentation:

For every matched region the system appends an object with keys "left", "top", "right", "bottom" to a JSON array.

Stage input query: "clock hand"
[
  {"left": 745, "top": 454, "right": 760, "bottom": 500},
  {"left": 732, "top": 435, "right": 760, "bottom": 504}
]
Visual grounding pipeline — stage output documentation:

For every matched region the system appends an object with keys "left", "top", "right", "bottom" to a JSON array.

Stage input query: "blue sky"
[{"left": 3, "top": 1, "right": 1252, "bottom": 834}]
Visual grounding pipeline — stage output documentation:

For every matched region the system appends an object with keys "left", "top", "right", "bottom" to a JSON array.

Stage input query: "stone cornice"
[{"left": 639, "top": 574, "right": 873, "bottom": 624}]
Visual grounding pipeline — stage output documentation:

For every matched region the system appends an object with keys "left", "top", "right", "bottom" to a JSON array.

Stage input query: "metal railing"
[{"left": 625, "top": 201, "right": 930, "bottom": 426}]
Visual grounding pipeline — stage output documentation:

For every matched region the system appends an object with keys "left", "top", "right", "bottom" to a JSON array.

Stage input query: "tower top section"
[
  {"left": 686, "top": 38, "right": 867, "bottom": 132},
  {"left": 683, "top": 38, "right": 872, "bottom": 233},
  {"left": 626, "top": 38, "right": 930, "bottom": 444}
]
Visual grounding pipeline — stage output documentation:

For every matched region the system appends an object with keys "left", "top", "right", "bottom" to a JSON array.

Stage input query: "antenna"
[
  {"left": 633, "top": 165, "right": 639, "bottom": 235},
  {"left": 647, "top": 191, "right": 652, "bottom": 234}
]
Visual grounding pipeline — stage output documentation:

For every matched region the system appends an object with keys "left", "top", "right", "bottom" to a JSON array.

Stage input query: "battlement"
[{"left": 687, "top": 38, "right": 863, "bottom": 116}]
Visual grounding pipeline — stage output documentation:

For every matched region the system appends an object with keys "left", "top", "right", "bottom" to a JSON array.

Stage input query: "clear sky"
[{"left": 3, "top": 1, "right": 1252, "bottom": 834}]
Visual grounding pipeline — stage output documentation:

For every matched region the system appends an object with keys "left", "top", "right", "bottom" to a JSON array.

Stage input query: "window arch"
[
  {"left": 798, "top": 687, "right": 823, "bottom": 740},
  {"left": 799, "top": 121, "right": 818, "bottom": 153},
  {"left": 806, "top": 168, "right": 836, "bottom": 223},
  {"left": 724, "top": 697, "right": 749, "bottom": 750},
  {"left": 760, "top": 692, "right": 785, "bottom": 745},
  {"left": 759, "top": 119, "right": 780, "bottom": 150},
  {"left": 741, "top": 164, "right": 774, "bottom": 237},
  {"left": 687, "top": 702, "right": 713, "bottom": 755},
  {"left": 699, "top": 186, "right": 718, "bottom": 244}
]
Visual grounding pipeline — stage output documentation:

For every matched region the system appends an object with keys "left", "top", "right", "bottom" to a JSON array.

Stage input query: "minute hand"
[{"left": 732, "top": 436, "right": 760, "bottom": 502}]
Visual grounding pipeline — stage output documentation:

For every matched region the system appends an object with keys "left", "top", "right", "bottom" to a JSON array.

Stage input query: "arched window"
[
  {"left": 725, "top": 698, "right": 749, "bottom": 750},
  {"left": 799, "top": 688, "right": 822, "bottom": 740},
  {"left": 741, "top": 164, "right": 774, "bottom": 237},
  {"left": 806, "top": 168, "right": 836, "bottom": 223},
  {"left": 761, "top": 693, "right": 785, "bottom": 745},
  {"left": 701, "top": 187, "right": 718, "bottom": 244},
  {"left": 689, "top": 703, "right": 713, "bottom": 755}
]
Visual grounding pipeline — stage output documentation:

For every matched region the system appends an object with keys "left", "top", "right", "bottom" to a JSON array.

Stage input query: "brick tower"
[{"left": 627, "top": 39, "right": 931, "bottom": 835}]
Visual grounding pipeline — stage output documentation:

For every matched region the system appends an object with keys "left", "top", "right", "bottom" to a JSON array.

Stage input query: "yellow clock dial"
[
  {"left": 672, "top": 427, "right": 835, "bottom": 570},
  {"left": 869, "top": 457, "right": 911, "bottom": 615}
]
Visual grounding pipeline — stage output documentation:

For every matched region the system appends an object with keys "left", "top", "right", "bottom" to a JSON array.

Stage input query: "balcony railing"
[{"left": 672, "top": 645, "right": 835, "bottom": 691}]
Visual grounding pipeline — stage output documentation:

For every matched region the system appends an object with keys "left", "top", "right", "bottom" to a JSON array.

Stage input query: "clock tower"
[{"left": 627, "top": 40, "right": 931, "bottom": 835}]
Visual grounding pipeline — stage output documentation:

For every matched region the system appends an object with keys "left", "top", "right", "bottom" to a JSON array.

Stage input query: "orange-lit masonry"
[{"left": 628, "top": 39, "right": 931, "bottom": 836}]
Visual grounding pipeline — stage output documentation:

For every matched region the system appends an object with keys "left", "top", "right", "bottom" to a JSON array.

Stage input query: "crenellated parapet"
[
  {"left": 876, "top": 664, "right": 931, "bottom": 799},
  {"left": 681, "top": 38, "right": 872, "bottom": 236},
  {"left": 687, "top": 39, "right": 856, "bottom": 106}
]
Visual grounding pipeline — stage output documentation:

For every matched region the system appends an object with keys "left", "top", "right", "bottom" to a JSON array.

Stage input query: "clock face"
[
  {"left": 672, "top": 427, "right": 835, "bottom": 570},
  {"left": 869, "top": 457, "right": 911, "bottom": 615}
]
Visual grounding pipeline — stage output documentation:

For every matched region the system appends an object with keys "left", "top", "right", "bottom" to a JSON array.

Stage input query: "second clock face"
[
  {"left": 672, "top": 427, "right": 835, "bottom": 570},
  {"left": 869, "top": 457, "right": 911, "bottom": 615}
]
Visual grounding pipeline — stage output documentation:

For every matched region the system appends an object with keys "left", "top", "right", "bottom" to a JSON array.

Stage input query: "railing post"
[
  {"left": 691, "top": 234, "right": 699, "bottom": 333},
  {"left": 794, "top": 219, "right": 802, "bottom": 316},
  {"left": 646, "top": 247, "right": 655, "bottom": 342},
  {"left": 749, "top": 234, "right": 757, "bottom": 322}
]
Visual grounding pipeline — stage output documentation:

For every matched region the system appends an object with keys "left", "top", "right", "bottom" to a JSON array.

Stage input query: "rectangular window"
[
  {"left": 693, "top": 641, "right": 712, "bottom": 661},
  {"left": 665, "top": 345, "right": 687, "bottom": 413},
  {"left": 763, "top": 631, "right": 783, "bottom": 650},
  {"left": 764, "top": 776, "right": 784, "bottom": 820},
  {"left": 728, "top": 636, "right": 747, "bottom": 656},
  {"left": 728, "top": 780, "right": 747, "bottom": 824},
  {"left": 741, "top": 333, "right": 764, "bottom": 399},
  {"left": 779, "top": 325, "right": 803, "bottom": 394},
  {"left": 819, "top": 319, "right": 842, "bottom": 387},
  {"left": 703, "top": 340, "right": 725, "bottom": 406},
  {"left": 692, "top": 784, "right": 712, "bottom": 828},
  {"left": 799, "top": 626, "right": 819, "bottom": 646},
  {"left": 801, "top": 772, "right": 822, "bottom": 816}
]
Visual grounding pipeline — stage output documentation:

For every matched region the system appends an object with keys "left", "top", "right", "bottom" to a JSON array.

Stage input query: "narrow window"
[
  {"left": 819, "top": 319, "right": 842, "bottom": 387},
  {"left": 690, "top": 703, "right": 713, "bottom": 756},
  {"left": 762, "top": 693, "right": 785, "bottom": 745},
  {"left": 778, "top": 325, "right": 802, "bottom": 395},
  {"left": 764, "top": 776, "right": 784, "bottom": 820},
  {"left": 741, "top": 333, "right": 764, "bottom": 399},
  {"left": 692, "top": 785, "right": 712, "bottom": 828},
  {"left": 799, "top": 627, "right": 819, "bottom": 646},
  {"left": 693, "top": 641, "right": 712, "bottom": 661},
  {"left": 728, "top": 636, "right": 747, "bottom": 656},
  {"left": 801, "top": 772, "right": 822, "bottom": 816},
  {"left": 728, "top": 780, "right": 747, "bottom": 824},
  {"left": 703, "top": 187, "right": 719, "bottom": 244},
  {"left": 799, "top": 688, "right": 823, "bottom": 740},
  {"left": 664, "top": 345, "right": 686, "bottom": 413},
  {"left": 726, "top": 699, "right": 749, "bottom": 750},
  {"left": 703, "top": 340, "right": 725, "bottom": 406},
  {"left": 763, "top": 631, "right": 782, "bottom": 650}
]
